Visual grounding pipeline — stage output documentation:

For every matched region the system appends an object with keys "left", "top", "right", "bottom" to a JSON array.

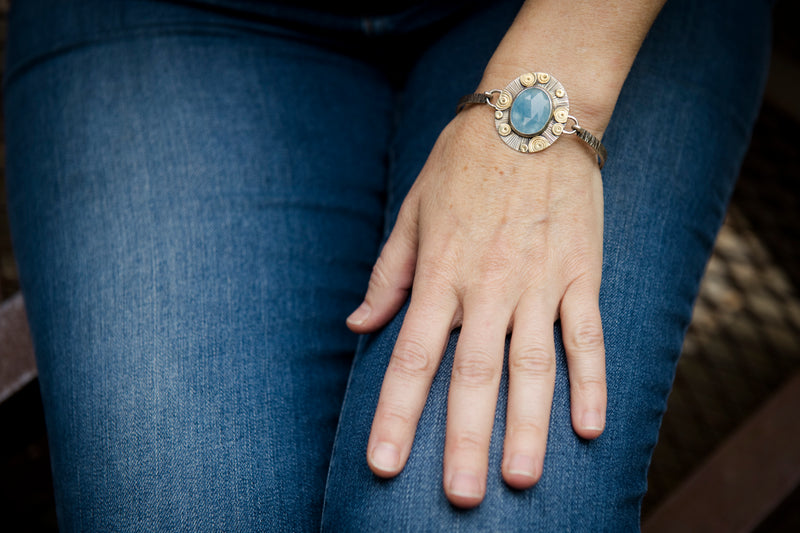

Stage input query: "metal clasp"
[
  {"left": 562, "top": 115, "right": 581, "bottom": 135},
  {"left": 484, "top": 90, "right": 503, "bottom": 111}
]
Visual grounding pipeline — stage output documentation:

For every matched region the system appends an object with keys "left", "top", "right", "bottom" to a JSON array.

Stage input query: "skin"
[{"left": 347, "top": 0, "right": 667, "bottom": 508}]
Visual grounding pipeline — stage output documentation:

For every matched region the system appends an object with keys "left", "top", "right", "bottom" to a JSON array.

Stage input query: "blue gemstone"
[{"left": 510, "top": 88, "right": 552, "bottom": 136}]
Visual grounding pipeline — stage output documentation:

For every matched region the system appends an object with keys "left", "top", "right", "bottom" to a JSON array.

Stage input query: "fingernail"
[
  {"left": 347, "top": 302, "right": 371, "bottom": 326},
  {"left": 582, "top": 410, "right": 604, "bottom": 431},
  {"left": 371, "top": 442, "right": 400, "bottom": 472},
  {"left": 450, "top": 470, "right": 482, "bottom": 499},
  {"left": 508, "top": 454, "right": 537, "bottom": 478}
]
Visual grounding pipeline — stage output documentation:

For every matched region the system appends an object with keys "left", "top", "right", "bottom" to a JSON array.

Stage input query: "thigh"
[
  {"left": 5, "top": 1, "right": 391, "bottom": 530},
  {"left": 321, "top": 0, "right": 773, "bottom": 530}
]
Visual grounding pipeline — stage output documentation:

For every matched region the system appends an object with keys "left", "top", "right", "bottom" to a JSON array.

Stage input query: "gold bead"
[
  {"left": 519, "top": 143, "right": 529, "bottom": 153},
  {"left": 520, "top": 73, "right": 535, "bottom": 87},
  {"left": 498, "top": 123, "right": 511, "bottom": 136},
  {"left": 555, "top": 88, "right": 565, "bottom": 98},
  {"left": 495, "top": 110, "right": 504, "bottom": 120},
  {"left": 554, "top": 107, "right": 569, "bottom": 123},
  {"left": 537, "top": 72, "right": 550, "bottom": 84},
  {"left": 496, "top": 91, "right": 512, "bottom": 110},
  {"left": 552, "top": 123, "right": 564, "bottom": 135},
  {"left": 530, "top": 137, "right": 549, "bottom": 152}
]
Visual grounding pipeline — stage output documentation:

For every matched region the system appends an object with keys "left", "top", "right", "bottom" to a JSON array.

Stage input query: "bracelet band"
[{"left": 456, "top": 72, "right": 607, "bottom": 169}]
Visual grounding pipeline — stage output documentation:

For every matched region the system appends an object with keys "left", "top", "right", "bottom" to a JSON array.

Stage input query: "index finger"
[{"left": 367, "top": 277, "right": 458, "bottom": 477}]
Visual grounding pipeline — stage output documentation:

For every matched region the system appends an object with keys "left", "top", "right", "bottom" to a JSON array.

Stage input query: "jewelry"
[{"left": 456, "top": 72, "right": 607, "bottom": 168}]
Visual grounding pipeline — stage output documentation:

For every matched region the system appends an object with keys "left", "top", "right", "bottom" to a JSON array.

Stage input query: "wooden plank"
[
  {"left": 0, "top": 293, "right": 37, "bottom": 403},
  {"left": 643, "top": 371, "right": 800, "bottom": 533}
]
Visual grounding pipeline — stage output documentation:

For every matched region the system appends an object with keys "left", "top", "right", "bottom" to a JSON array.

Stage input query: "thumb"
[{"left": 347, "top": 199, "right": 419, "bottom": 332}]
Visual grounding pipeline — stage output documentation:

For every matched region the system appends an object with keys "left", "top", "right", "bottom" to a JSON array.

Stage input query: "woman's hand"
[
  {"left": 346, "top": 105, "right": 606, "bottom": 508},
  {"left": 344, "top": 0, "right": 666, "bottom": 505}
]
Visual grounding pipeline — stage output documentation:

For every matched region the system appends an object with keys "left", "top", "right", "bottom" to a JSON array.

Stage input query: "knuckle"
[
  {"left": 390, "top": 337, "right": 436, "bottom": 379},
  {"left": 452, "top": 429, "right": 485, "bottom": 454},
  {"left": 576, "top": 375, "right": 606, "bottom": 394},
  {"left": 508, "top": 416, "right": 547, "bottom": 439},
  {"left": 375, "top": 401, "right": 414, "bottom": 427},
  {"left": 568, "top": 320, "right": 604, "bottom": 354},
  {"left": 476, "top": 256, "right": 512, "bottom": 289},
  {"left": 519, "top": 256, "right": 548, "bottom": 287},
  {"left": 396, "top": 193, "right": 419, "bottom": 224},
  {"left": 368, "top": 255, "right": 393, "bottom": 290},
  {"left": 468, "top": 255, "right": 516, "bottom": 294},
  {"left": 422, "top": 255, "right": 459, "bottom": 284},
  {"left": 510, "top": 345, "right": 554, "bottom": 380},
  {"left": 418, "top": 269, "right": 456, "bottom": 300},
  {"left": 452, "top": 350, "right": 500, "bottom": 387},
  {"left": 560, "top": 251, "right": 588, "bottom": 278},
  {"left": 560, "top": 247, "right": 598, "bottom": 277}
]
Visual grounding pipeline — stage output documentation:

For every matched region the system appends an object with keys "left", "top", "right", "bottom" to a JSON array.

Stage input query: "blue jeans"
[{"left": 4, "top": 0, "right": 772, "bottom": 530}]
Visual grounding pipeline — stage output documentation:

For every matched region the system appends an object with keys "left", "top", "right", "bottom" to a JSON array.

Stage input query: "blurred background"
[{"left": 1, "top": 0, "right": 798, "bottom": 531}]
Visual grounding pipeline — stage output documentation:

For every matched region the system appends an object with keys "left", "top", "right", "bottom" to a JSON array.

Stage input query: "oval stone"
[{"left": 509, "top": 88, "right": 552, "bottom": 136}]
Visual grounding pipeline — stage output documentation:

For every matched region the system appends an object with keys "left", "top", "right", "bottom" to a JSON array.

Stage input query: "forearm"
[{"left": 478, "top": 0, "right": 667, "bottom": 137}]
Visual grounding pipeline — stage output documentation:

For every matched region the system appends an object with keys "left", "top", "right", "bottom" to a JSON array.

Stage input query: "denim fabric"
[{"left": 4, "top": 0, "right": 772, "bottom": 531}]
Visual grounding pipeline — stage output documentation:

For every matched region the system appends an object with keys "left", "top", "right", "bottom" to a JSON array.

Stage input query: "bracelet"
[{"left": 456, "top": 72, "right": 607, "bottom": 168}]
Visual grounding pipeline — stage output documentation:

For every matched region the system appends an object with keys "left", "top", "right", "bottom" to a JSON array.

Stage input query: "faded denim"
[{"left": 4, "top": 0, "right": 772, "bottom": 530}]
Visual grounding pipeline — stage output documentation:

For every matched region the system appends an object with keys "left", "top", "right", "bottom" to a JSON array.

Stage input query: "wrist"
[
  {"left": 460, "top": 69, "right": 609, "bottom": 167},
  {"left": 477, "top": 63, "right": 618, "bottom": 139},
  {"left": 474, "top": 0, "right": 667, "bottom": 138}
]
